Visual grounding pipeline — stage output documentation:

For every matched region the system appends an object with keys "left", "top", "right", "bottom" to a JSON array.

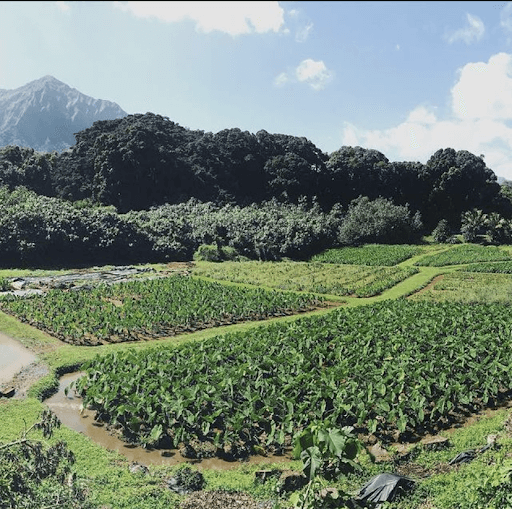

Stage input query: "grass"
[{"left": 2, "top": 242, "right": 512, "bottom": 508}]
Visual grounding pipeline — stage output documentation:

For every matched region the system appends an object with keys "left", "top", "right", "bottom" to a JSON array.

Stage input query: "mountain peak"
[
  {"left": 0, "top": 76, "right": 127, "bottom": 152},
  {"left": 37, "top": 75, "right": 62, "bottom": 84},
  {"left": 22, "top": 75, "right": 72, "bottom": 93}
]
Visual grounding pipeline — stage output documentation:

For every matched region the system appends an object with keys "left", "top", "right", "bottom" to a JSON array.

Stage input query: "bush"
[
  {"left": 0, "top": 410, "right": 91, "bottom": 509},
  {"left": 193, "top": 244, "right": 240, "bottom": 262}
]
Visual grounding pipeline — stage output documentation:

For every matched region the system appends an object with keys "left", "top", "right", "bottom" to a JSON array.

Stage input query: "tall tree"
[{"left": 419, "top": 148, "right": 501, "bottom": 229}]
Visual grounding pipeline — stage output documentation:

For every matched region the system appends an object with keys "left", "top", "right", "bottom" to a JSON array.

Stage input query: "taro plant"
[
  {"left": 289, "top": 421, "right": 363, "bottom": 509},
  {"left": 0, "top": 277, "right": 10, "bottom": 292}
]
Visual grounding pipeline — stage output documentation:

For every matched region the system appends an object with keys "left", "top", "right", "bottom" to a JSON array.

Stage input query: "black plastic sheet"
[{"left": 357, "top": 473, "right": 415, "bottom": 504}]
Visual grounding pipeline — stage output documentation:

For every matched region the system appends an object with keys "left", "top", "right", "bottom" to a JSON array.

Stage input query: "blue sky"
[{"left": 3, "top": 1, "right": 512, "bottom": 180}]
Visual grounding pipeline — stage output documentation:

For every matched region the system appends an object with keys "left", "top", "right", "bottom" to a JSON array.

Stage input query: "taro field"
[
  {"left": 414, "top": 243, "right": 512, "bottom": 266},
  {"left": 0, "top": 275, "right": 323, "bottom": 345},
  {"left": 409, "top": 271, "right": 512, "bottom": 304},
  {"left": 74, "top": 299, "right": 512, "bottom": 458},
  {"left": 310, "top": 243, "right": 422, "bottom": 266},
  {"left": 7, "top": 240, "right": 512, "bottom": 479},
  {"left": 193, "top": 260, "right": 418, "bottom": 297}
]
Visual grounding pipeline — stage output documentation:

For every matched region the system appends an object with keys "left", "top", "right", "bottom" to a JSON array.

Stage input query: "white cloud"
[
  {"left": 295, "top": 59, "right": 334, "bottom": 90},
  {"left": 452, "top": 53, "right": 512, "bottom": 119},
  {"left": 286, "top": 7, "right": 313, "bottom": 42},
  {"left": 406, "top": 105, "right": 437, "bottom": 125},
  {"left": 275, "top": 59, "right": 334, "bottom": 91},
  {"left": 446, "top": 13, "right": 485, "bottom": 45},
  {"left": 340, "top": 53, "right": 512, "bottom": 180},
  {"left": 54, "top": 1, "right": 70, "bottom": 12},
  {"left": 113, "top": 1, "right": 285, "bottom": 36}
]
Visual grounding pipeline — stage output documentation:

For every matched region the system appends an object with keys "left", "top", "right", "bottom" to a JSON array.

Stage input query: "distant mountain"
[{"left": 0, "top": 75, "right": 127, "bottom": 152}]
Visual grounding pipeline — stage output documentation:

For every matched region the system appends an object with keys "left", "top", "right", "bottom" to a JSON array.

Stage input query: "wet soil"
[
  {"left": 178, "top": 490, "right": 277, "bottom": 509},
  {"left": 46, "top": 373, "right": 294, "bottom": 470},
  {"left": 1, "top": 263, "right": 193, "bottom": 296},
  {"left": 8, "top": 362, "right": 50, "bottom": 399},
  {"left": 0, "top": 332, "right": 38, "bottom": 392}
]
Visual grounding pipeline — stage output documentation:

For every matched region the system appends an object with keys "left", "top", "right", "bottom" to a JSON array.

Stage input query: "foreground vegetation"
[
  {"left": 2, "top": 241, "right": 512, "bottom": 508},
  {"left": 75, "top": 300, "right": 512, "bottom": 455}
]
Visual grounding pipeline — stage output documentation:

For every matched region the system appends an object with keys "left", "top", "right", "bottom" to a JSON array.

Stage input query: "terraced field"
[{"left": 2, "top": 242, "right": 512, "bottom": 509}]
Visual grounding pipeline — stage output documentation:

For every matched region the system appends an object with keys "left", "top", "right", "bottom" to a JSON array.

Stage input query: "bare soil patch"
[{"left": 8, "top": 361, "right": 50, "bottom": 399}]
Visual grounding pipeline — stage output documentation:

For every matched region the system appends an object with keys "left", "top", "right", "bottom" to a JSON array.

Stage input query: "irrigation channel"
[{"left": 45, "top": 372, "right": 295, "bottom": 470}]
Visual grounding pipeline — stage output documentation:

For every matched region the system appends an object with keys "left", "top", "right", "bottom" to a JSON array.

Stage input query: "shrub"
[
  {"left": 0, "top": 277, "right": 10, "bottom": 291},
  {"left": 193, "top": 244, "right": 239, "bottom": 262},
  {"left": 432, "top": 219, "right": 451, "bottom": 243},
  {"left": 0, "top": 409, "right": 91, "bottom": 509}
]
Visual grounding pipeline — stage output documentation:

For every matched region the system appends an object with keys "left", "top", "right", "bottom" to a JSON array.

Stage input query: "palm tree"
[
  {"left": 460, "top": 209, "right": 486, "bottom": 243},
  {"left": 485, "top": 212, "right": 510, "bottom": 244}
]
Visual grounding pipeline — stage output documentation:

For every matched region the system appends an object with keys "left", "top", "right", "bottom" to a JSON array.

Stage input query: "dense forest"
[{"left": 1, "top": 112, "right": 511, "bottom": 266}]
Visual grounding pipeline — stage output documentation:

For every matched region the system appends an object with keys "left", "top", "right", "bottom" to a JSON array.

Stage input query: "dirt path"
[{"left": 411, "top": 274, "right": 445, "bottom": 296}]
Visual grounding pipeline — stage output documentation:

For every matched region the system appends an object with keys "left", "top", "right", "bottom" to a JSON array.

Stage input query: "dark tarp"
[{"left": 357, "top": 473, "right": 415, "bottom": 504}]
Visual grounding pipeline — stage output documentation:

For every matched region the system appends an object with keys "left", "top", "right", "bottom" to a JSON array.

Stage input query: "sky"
[{"left": 3, "top": 2, "right": 512, "bottom": 180}]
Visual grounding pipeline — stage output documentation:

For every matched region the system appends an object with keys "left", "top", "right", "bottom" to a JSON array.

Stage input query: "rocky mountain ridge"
[{"left": 0, "top": 75, "right": 127, "bottom": 152}]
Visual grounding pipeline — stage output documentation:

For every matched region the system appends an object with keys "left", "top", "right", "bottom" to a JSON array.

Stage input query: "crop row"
[
  {"left": 193, "top": 261, "right": 418, "bottom": 297},
  {"left": 74, "top": 299, "right": 512, "bottom": 457},
  {"left": 0, "top": 276, "right": 323, "bottom": 345},
  {"left": 459, "top": 261, "right": 512, "bottom": 273},
  {"left": 310, "top": 244, "right": 420, "bottom": 266},
  {"left": 414, "top": 244, "right": 512, "bottom": 267}
]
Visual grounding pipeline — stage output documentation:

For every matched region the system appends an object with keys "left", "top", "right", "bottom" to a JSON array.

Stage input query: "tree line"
[
  {"left": 0, "top": 186, "right": 426, "bottom": 267},
  {"left": 1, "top": 112, "right": 510, "bottom": 231}
]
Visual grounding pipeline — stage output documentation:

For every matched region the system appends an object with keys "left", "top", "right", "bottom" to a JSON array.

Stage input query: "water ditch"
[{"left": 45, "top": 372, "right": 294, "bottom": 470}]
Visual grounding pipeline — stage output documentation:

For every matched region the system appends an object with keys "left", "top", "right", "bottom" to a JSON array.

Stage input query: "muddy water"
[
  {"left": 0, "top": 333, "right": 37, "bottom": 386},
  {"left": 46, "top": 372, "right": 293, "bottom": 470}
]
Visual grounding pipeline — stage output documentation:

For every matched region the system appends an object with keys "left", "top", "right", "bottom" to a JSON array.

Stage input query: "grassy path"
[{"left": 342, "top": 266, "right": 443, "bottom": 306}]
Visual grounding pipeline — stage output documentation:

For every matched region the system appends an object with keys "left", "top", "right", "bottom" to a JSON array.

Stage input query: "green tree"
[
  {"left": 432, "top": 219, "right": 452, "bottom": 243},
  {"left": 337, "top": 196, "right": 422, "bottom": 246},
  {"left": 420, "top": 149, "right": 501, "bottom": 229}
]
